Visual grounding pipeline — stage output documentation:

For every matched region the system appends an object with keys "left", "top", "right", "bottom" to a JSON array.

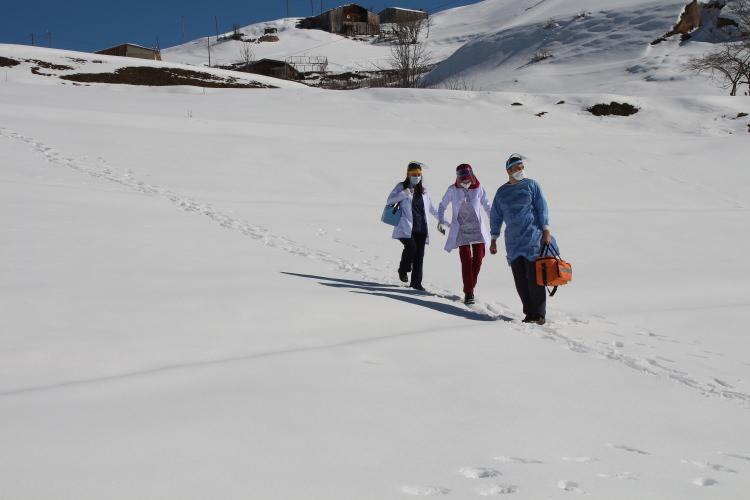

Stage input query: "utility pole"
[
  {"left": 181, "top": 16, "right": 186, "bottom": 43},
  {"left": 214, "top": 16, "right": 219, "bottom": 42},
  {"left": 286, "top": 0, "right": 289, "bottom": 18},
  {"left": 207, "top": 37, "right": 211, "bottom": 67},
  {"left": 46, "top": 30, "right": 52, "bottom": 47},
  {"left": 30, "top": 33, "right": 35, "bottom": 46}
]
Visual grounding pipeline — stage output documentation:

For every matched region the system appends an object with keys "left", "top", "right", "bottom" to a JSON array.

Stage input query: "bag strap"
[{"left": 540, "top": 242, "right": 562, "bottom": 259}]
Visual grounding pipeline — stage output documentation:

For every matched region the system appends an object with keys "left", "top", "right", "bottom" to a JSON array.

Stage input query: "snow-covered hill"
[
  {"left": 162, "top": 0, "right": 733, "bottom": 95},
  {"left": 0, "top": 44, "right": 303, "bottom": 89},
  {"left": 423, "top": 0, "right": 736, "bottom": 94},
  {"left": 2, "top": 38, "right": 750, "bottom": 499}
]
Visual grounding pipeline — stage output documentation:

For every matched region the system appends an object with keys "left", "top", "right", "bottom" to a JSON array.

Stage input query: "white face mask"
[
  {"left": 460, "top": 180, "right": 472, "bottom": 189},
  {"left": 511, "top": 170, "right": 525, "bottom": 181},
  {"left": 409, "top": 176, "right": 421, "bottom": 186}
]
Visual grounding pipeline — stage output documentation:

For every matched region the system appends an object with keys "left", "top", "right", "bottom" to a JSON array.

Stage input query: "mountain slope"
[{"left": 423, "top": 0, "right": 734, "bottom": 94}]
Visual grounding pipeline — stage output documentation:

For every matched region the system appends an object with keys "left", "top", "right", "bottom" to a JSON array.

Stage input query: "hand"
[
  {"left": 404, "top": 188, "right": 414, "bottom": 197},
  {"left": 542, "top": 230, "right": 552, "bottom": 246},
  {"left": 490, "top": 239, "right": 498, "bottom": 255},
  {"left": 437, "top": 223, "right": 446, "bottom": 235}
]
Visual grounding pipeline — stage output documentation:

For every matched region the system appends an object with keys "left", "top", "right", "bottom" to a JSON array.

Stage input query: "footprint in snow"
[
  {"left": 681, "top": 459, "right": 737, "bottom": 473},
  {"left": 718, "top": 452, "right": 750, "bottom": 462},
  {"left": 562, "top": 456, "right": 598, "bottom": 463},
  {"left": 692, "top": 477, "right": 718, "bottom": 487},
  {"left": 458, "top": 466, "right": 501, "bottom": 479},
  {"left": 557, "top": 480, "right": 583, "bottom": 493},
  {"left": 401, "top": 485, "right": 450, "bottom": 496},
  {"left": 598, "top": 471, "right": 638, "bottom": 480},
  {"left": 606, "top": 443, "right": 650, "bottom": 455},
  {"left": 493, "top": 456, "right": 543, "bottom": 464},
  {"left": 475, "top": 484, "right": 518, "bottom": 496}
]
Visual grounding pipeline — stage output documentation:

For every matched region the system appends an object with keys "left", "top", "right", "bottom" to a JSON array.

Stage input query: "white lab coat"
[
  {"left": 386, "top": 182, "right": 439, "bottom": 242},
  {"left": 438, "top": 184, "right": 492, "bottom": 252}
]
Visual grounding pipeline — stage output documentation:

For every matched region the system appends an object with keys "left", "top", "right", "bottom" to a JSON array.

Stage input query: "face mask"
[
  {"left": 460, "top": 180, "right": 472, "bottom": 189},
  {"left": 409, "top": 176, "right": 421, "bottom": 186},
  {"left": 511, "top": 170, "right": 525, "bottom": 181}
]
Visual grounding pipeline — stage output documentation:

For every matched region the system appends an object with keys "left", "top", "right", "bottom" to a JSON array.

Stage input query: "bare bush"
[
  {"left": 435, "top": 74, "right": 479, "bottom": 91},
  {"left": 686, "top": 42, "right": 750, "bottom": 96},
  {"left": 238, "top": 44, "right": 255, "bottom": 65},
  {"left": 531, "top": 48, "right": 553, "bottom": 62},
  {"left": 388, "top": 18, "right": 433, "bottom": 88}
]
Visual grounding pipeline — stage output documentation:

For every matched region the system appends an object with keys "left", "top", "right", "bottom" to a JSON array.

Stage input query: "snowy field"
[{"left": 2, "top": 37, "right": 750, "bottom": 500}]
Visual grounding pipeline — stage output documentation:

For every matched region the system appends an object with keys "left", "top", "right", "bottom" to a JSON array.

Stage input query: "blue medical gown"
[{"left": 490, "top": 178, "right": 558, "bottom": 264}]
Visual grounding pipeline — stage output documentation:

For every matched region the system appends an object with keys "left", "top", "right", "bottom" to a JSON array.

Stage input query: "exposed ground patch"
[
  {"left": 587, "top": 101, "right": 639, "bottom": 116},
  {"left": 0, "top": 56, "right": 20, "bottom": 67},
  {"left": 60, "top": 66, "right": 275, "bottom": 88},
  {"left": 26, "top": 60, "right": 74, "bottom": 71}
]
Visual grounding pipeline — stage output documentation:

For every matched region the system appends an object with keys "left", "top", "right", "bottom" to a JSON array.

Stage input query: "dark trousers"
[
  {"left": 458, "top": 243, "right": 485, "bottom": 295},
  {"left": 510, "top": 257, "right": 546, "bottom": 319},
  {"left": 398, "top": 232, "right": 427, "bottom": 287}
]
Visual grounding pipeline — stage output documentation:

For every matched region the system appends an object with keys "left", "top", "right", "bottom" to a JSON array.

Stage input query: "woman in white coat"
[
  {"left": 438, "top": 164, "right": 492, "bottom": 304},
  {"left": 386, "top": 161, "right": 440, "bottom": 291}
]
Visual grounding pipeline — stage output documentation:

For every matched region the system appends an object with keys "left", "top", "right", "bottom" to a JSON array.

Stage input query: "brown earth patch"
[
  {"left": 0, "top": 56, "right": 20, "bottom": 67},
  {"left": 26, "top": 59, "right": 74, "bottom": 70},
  {"left": 60, "top": 66, "right": 275, "bottom": 88},
  {"left": 31, "top": 67, "right": 54, "bottom": 76},
  {"left": 587, "top": 102, "right": 639, "bottom": 117}
]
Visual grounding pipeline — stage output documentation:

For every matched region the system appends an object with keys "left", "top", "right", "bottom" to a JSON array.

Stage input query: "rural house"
[
  {"left": 95, "top": 43, "right": 161, "bottom": 61},
  {"left": 300, "top": 4, "right": 380, "bottom": 36},
  {"left": 378, "top": 7, "right": 429, "bottom": 25}
]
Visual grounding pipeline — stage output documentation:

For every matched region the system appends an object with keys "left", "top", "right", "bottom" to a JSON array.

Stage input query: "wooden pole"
[{"left": 207, "top": 37, "right": 211, "bottom": 67}]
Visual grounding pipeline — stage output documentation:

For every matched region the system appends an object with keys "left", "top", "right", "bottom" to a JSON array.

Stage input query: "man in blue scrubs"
[{"left": 489, "top": 154, "right": 556, "bottom": 325}]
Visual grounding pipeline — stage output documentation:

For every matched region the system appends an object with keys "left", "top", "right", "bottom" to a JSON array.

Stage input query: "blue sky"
[{"left": 2, "top": 0, "right": 479, "bottom": 52}]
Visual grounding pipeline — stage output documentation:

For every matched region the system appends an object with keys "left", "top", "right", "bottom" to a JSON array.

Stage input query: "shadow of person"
[{"left": 281, "top": 272, "right": 511, "bottom": 322}]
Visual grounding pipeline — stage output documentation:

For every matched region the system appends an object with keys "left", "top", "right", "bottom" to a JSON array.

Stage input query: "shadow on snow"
[{"left": 281, "top": 272, "right": 511, "bottom": 322}]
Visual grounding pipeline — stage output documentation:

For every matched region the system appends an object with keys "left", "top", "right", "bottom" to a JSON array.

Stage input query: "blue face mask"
[{"left": 409, "top": 176, "right": 421, "bottom": 186}]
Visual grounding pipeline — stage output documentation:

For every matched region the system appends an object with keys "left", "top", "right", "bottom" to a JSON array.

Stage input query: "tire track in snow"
[{"left": 3, "top": 126, "right": 749, "bottom": 406}]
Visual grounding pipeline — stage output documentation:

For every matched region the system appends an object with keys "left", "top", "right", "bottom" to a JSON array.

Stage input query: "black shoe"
[
  {"left": 411, "top": 284, "right": 426, "bottom": 291},
  {"left": 523, "top": 316, "right": 545, "bottom": 325},
  {"left": 464, "top": 293, "right": 475, "bottom": 305},
  {"left": 398, "top": 270, "right": 408, "bottom": 283}
]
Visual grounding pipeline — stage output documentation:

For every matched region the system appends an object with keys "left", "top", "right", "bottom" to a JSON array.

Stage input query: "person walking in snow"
[
  {"left": 387, "top": 161, "right": 441, "bottom": 291},
  {"left": 489, "top": 154, "right": 557, "bottom": 325},
  {"left": 438, "top": 164, "right": 492, "bottom": 305}
]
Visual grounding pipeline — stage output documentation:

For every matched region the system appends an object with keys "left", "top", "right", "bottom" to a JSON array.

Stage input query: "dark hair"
[{"left": 402, "top": 176, "right": 424, "bottom": 195}]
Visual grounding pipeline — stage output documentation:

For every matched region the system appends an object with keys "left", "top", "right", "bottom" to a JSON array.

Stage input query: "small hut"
[
  {"left": 378, "top": 7, "right": 428, "bottom": 25},
  {"left": 95, "top": 43, "right": 161, "bottom": 61},
  {"left": 300, "top": 4, "right": 380, "bottom": 36},
  {"left": 235, "top": 59, "right": 302, "bottom": 80}
]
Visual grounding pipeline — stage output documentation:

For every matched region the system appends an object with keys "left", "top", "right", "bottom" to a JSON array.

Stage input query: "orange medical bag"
[{"left": 536, "top": 244, "right": 572, "bottom": 296}]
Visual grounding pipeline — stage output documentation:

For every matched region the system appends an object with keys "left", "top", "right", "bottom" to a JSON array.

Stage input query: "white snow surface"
[{"left": 2, "top": 40, "right": 750, "bottom": 499}]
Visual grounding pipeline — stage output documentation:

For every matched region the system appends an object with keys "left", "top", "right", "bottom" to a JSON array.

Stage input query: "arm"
[
  {"left": 437, "top": 186, "right": 452, "bottom": 225},
  {"left": 479, "top": 186, "right": 492, "bottom": 216},
  {"left": 489, "top": 190, "right": 503, "bottom": 255},
  {"left": 532, "top": 181, "right": 552, "bottom": 244},
  {"left": 387, "top": 183, "right": 411, "bottom": 205}
]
